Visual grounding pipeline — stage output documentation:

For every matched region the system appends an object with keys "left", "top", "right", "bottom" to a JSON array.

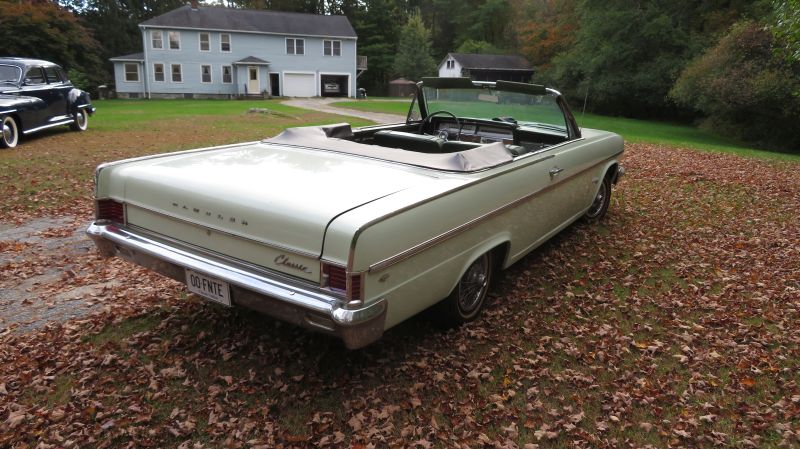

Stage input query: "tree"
[
  {"left": 456, "top": 39, "right": 501, "bottom": 54},
  {"left": 773, "top": 0, "right": 800, "bottom": 63},
  {"left": 514, "top": 0, "right": 577, "bottom": 70},
  {"left": 0, "top": 1, "right": 105, "bottom": 89},
  {"left": 541, "top": 0, "right": 770, "bottom": 119},
  {"left": 352, "top": 0, "right": 406, "bottom": 94},
  {"left": 393, "top": 10, "right": 437, "bottom": 81},
  {"left": 670, "top": 21, "right": 800, "bottom": 151}
]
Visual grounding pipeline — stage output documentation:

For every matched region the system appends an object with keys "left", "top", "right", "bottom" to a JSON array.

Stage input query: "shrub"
[{"left": 670, "top": 21, "right": 800, "bottom": 152}]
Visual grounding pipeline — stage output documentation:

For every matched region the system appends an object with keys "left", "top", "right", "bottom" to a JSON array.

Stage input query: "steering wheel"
[{"left": 419, "top": 110, "right": 462, "bottom": 141}]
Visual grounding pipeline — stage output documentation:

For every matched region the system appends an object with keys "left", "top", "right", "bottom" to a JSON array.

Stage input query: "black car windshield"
[
  {"left": 422, "top": 86, "right": 568, "bottom": 134},
  {"left": 0, "top": 65, "right": 21, "bottom": 84}
]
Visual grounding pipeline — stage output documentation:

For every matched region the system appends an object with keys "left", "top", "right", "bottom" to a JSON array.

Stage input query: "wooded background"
[{"left": 1, "top": 0, "right": 798, "bottom": 150}]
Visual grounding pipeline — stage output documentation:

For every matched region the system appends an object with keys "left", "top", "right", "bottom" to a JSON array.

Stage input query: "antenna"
[{"left": 580, "top": 80, "right": 590, "bottom": 132}]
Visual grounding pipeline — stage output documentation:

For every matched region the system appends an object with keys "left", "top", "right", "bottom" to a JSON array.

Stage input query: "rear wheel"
[
  {"left": 1, "top": 116, "right": 19, "bottom": 149},
  {"left": 70, "top": 109, "right": 88, "bottom": 131},
  {"left": 437, "top": 252, "right": 493, "bottom": 326}
]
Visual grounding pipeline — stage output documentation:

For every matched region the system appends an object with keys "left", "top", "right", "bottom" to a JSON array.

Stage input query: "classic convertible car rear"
[{"left": 87, "top": 78, "right": 624, "bottom": 349}]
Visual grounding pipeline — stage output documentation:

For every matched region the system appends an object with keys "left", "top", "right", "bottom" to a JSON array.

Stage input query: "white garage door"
[{"left": 283, "top": 73, "right": 316, "bottom": 97}]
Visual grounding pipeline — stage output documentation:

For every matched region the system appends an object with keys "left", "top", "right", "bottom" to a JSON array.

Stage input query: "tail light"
[
  {"left": 96, "top": 199, "right": 125, "bottom": 223},
  {"left": 321, "top": 262, "right": 364, "bottom": 302}
]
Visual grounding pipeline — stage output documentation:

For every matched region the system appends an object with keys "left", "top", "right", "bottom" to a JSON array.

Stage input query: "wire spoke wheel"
[
  {"left": 437, "top": 252, "right": 493, "bottom": 326},
  {"left": 586, "top": 177, "right": 611, "bottom": 220}
]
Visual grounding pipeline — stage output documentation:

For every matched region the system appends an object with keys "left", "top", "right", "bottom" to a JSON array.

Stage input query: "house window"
[
  {"left": 171, "top": 64, "right": 182, "bottom": 82},
  {"left": 446, "top": 60, "right": 455, "bottom": 69},
  {"left": 323, "top": 40, "right": 341, "bottom": 56},
  {"left": 199, "top": 33, "right": 210, "bottom": 51},
  {"left": 222, "top": 65, "right": 232, "bottom": 84},
  {"left": 220, "top": 33, "right": 231, "bottom": 52},
  {"left": 152, "top": 30, "right": 163, "bottom": 49},
  {"left": 168, "top": 31, "right": 180, "bottom": 50},
  {"left": 286, "top": 38, "right": 304, "bottom": 55},
  {"left": 124, "top": 63, "right": 139, "bottom": 82},
  {"left": 153, "top": 63, "right": 165, "bottom": 82},
  {"left": 201, "top": 65, "right": 212, "bottom": 83}
]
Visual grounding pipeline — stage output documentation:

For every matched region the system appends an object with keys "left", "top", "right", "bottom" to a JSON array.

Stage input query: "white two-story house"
[{"left": 110, "top": 3, "right": 363, "bottom": 98}]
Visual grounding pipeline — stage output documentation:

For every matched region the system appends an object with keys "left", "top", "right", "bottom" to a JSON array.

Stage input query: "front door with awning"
[
  {"left": 247, "top": 66, "right": 259, "bottom": 94},
  {"left": 233, "top": 56, "right": 270, "bottom": 96}
]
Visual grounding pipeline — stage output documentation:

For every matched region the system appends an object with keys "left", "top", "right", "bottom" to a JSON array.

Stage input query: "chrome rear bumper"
[{"left": 86, "top": 221, "right": 386, "bottom": 349}]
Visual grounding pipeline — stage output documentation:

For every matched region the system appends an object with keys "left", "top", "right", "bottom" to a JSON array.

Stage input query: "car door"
[
  {"left": 43, "top": 65, "right": 70, "bottom": 122},
  {"left": 19, "top": 66, "right": 49, "bottom": 129}
]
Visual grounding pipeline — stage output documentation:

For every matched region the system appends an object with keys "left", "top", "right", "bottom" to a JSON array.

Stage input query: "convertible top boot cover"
[{"left": 266, "top": 126, "right": 514, "bottom": 172}]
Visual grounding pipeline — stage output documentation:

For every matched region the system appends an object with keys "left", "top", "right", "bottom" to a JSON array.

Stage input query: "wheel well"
[
  {"left": 490, "top": 242, "right": 510, "bottom": 274},
  {"left": 3, "top": 114, "right": 21, "bottom": 130},
  {"left": 606, "top": 163, "right": 619, "bottom": 184}
]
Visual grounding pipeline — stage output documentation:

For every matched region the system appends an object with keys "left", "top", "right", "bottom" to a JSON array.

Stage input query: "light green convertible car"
[{"left": 87, "top": 78, "right": 624, "bottom": 349}]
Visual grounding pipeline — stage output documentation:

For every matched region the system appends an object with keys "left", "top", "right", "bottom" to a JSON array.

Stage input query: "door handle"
[{"left": 549, "top": 167, "right": 564, "bottom": 178}]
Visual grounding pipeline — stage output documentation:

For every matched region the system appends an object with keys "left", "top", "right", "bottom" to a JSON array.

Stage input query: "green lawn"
[
  {"left": 91, "top": 99, "right": 316, "bottom": 131},
  {"left": 331, "top": 100, "right": 800, "bottom": 161}
]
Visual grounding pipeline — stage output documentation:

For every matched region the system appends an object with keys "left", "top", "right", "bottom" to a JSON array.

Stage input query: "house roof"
[
  {"left": 233, "top": 56, "right": 270, "bottom": 65},
  {"left": 140, "top": 5, "right": 357, "bottom": 39},
  {"left": 442, "top": 53, "right": 533, "bottom": 71},
  {"left": 109, "top": 52, "right": 145, "bottom": 62}
]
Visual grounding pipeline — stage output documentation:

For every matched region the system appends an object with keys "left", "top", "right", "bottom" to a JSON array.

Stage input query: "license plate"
[{"left": 185, "top": 269, "right": 231, "bottom": 306}]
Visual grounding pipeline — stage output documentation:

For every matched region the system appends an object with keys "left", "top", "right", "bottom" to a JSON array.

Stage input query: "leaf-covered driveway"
[{"left": 1, "top": 143, "right": 798, "bottom": 448}]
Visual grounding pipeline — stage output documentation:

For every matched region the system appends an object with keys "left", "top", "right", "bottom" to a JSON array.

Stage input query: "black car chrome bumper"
[{"left": 85, "top": 221, "right": 386, "bottom": 349}]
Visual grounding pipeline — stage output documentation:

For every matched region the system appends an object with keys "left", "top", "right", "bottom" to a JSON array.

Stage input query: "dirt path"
[{"left": 281, "top": 97, "right": 405, "bottom": 124}]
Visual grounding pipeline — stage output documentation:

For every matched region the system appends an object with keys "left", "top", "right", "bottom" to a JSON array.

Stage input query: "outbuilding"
[{"left": 438, "top": 53, "right": 534, "bottom": 83}]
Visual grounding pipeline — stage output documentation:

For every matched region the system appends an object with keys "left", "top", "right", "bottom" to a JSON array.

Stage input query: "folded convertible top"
[{"left": 264, "top": 125, "right": 514, "bottom": 173}]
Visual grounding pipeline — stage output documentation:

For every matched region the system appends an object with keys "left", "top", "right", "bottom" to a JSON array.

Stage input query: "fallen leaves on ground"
[{"left": 0, "top": 143, "right": 799, "bottom": 448}]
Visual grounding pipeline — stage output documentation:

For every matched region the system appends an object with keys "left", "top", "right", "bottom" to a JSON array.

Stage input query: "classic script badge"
[{"left": 274, "top": 255, "right": 312, "bottom": 274}]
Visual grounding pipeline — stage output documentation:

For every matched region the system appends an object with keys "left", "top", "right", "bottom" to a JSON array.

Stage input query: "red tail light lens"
[
  {"left": 321, "top": 263, "right": 364, "bottom": 301},
  {"left": 323, "top": 263, "right": 347, "bottom": 292},
  {"left": 96, "top": 199, "right": 124, "bottom": 223},
  {"left": 348, "top": 273, "right": 363, "bottom": 301}
]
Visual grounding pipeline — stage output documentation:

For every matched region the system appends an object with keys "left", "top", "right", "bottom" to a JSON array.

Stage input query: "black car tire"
[
  {"left": 436, "top": 252, "right": 493, "bottom": 326},
  {"left": 585, "top": 176, "right": 611, "bottom": 221},
  {"left": 1, "top": 116, "right": 19, "bottom": 149},
  {"left": 70, "top": 109, "right": 88, "bottom": 132}
]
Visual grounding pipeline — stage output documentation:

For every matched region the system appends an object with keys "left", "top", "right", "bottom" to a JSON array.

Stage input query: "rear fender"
[{"left": 68, "top": 89, "right": 93, "bottom": 115}]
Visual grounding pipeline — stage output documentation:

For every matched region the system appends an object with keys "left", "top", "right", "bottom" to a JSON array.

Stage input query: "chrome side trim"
[
  {"left": 86, "top": 222, "right": 387, "bottom": 348},
  {"left": 367, "top": 153, "right": 623, "bottom": 273},
  {"left": 1, "top": 109, "right": 17, "bottom": 114},
  {"left": 22, "top": 119, "right": 73, "bottom": 134}
]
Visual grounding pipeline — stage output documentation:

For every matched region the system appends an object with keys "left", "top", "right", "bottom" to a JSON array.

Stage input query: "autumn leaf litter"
[{"left": 0, "top": 143, "right": 799, "bottom": 448}]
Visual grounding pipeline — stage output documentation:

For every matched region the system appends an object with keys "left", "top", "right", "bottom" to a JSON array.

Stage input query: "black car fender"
[{"left": 68, "top": 88, "right": 95, "bottom": 115}]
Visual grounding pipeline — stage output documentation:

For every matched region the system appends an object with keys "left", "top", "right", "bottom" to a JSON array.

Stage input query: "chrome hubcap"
[
  {"left": 458, "top": 255, "right": 489, "bottom": 314},
  {"left": 77, "top": 111, "right": 86, "bottom": 128},
  {"left": 2, "top": 122, "right": 13, "bottom": 143}
]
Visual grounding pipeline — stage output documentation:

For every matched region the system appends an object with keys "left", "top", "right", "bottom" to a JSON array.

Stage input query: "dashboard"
[{"left": 435, "top": 120, "right": 514, "bottom": 144}]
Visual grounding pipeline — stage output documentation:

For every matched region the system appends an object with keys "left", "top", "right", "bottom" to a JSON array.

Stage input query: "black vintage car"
[{"left": 0, "top": 57, "right": 96, "bottom": 149}]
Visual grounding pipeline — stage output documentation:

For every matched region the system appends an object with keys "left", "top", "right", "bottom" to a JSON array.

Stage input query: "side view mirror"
[{"left": 23, "top": 78, "right": 32, "bottom": 85}]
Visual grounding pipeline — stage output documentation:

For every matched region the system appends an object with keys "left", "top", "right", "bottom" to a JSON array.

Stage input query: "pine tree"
[{"left": 393, "top": 10, "right": 437, "bottom": 81}]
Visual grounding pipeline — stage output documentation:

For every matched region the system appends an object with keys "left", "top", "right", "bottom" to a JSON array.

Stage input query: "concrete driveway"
[{"left": 282, "top": 97, "right": 405, "bottom": 124}]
